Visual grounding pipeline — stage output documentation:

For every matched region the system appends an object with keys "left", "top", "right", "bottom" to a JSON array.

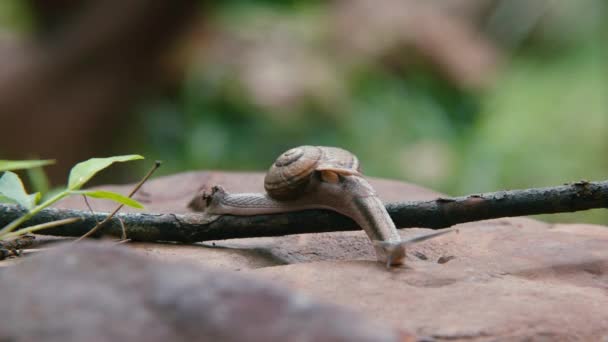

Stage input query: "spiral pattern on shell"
[{"left": 264, "top": 146, "right": 360, "bottom": 200}]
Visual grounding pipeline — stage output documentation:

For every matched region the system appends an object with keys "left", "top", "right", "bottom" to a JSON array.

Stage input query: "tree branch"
[{"left": 0, "top": 180, "right": 606, "bottom": 242}]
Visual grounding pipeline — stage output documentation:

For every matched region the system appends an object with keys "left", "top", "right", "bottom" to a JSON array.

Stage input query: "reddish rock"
[
  {"left": 48, "top": 171, "right": 608, "bottom": 340},
  {"left": 0, "top": 242, "right": 409, "bottom": 341}
]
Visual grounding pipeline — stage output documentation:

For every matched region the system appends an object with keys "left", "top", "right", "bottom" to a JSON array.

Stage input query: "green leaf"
[
  {"left": 0, "top": 194, "right": 17, "bottom": 205},
  {"left": 71, "top": 190, "right": 144, "bottom": 209},
  {"left": 68, "top": 155, "right": 144, "bottom": 190},
  {"left": 0, "top": 171, "right": 40, "bottom": 209},
  {"left": 0, "top": 159, "right": 55, "bottom": 172},
  {"left": 27, "top": 166, "right": 51, "bottom": 194}
]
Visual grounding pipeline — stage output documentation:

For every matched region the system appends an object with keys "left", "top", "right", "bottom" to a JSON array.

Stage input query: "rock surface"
[
  {"left": 27, "top": 171, "right": 608, "bottom": 340},
  {"left": 0, "top": 242, "right": 409, "bottom": 342}
]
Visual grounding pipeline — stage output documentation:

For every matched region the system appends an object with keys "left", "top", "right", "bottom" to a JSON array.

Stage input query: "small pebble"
[
  {"left": 437, "top": 255, "right": 456, "bottom": 264},
  {"left": 413, "top": 251, "right": 428, "bottom": 260}
]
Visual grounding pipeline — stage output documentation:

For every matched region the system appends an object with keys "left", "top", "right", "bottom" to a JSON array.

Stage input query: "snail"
[{"left": 194, "top": 146, "right": 453, "bottom": 267}]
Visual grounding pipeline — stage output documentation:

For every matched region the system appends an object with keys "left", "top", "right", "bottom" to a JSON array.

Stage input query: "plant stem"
[
  {"left": 0, "top": 192, "right": 67, "bottom": 238},
  {"left": 1, "top": 217, "right": 82, "bottom": 239},
  {"left": 76, "top": 161, "right": 161, "bottom": 241}
]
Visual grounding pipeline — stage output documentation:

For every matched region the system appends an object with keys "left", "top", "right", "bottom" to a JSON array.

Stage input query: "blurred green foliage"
[
  {"left": 1, "top": 1, "right": 606, "bottom": 224},
  {"left": 141, "top": 1, "right": 607, "bottom": 224},
  {"left": 0, "top": 1, "right": 32, "bottom": 33}
]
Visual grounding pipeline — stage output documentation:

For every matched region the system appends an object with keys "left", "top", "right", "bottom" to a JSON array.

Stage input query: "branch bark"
[{"left": 0, "top": 180, "right": 606, "bottom": 242}]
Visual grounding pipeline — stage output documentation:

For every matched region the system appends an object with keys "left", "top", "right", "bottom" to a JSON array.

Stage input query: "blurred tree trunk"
[{"left": 0, "top": 0, "right": 201, "bottom": 184}]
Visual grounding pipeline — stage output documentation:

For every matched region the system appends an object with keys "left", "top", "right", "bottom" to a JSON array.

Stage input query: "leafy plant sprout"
[{"left": 0, "top": 155, "right": 146, "bottom": 240}]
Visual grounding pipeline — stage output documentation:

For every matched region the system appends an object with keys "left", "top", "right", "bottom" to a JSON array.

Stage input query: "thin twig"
[
  {"left": 82, "top": 195, "right": 99, "bottom": 223},
  {"left": 20, "top": 248, "right": 51, "bottom": 256},
  {"left": 75, "top": 161, "right": 161, "bottom": 241},
  {"left": 118, "top": 218, "right": 127, "bottom": 240},
  {"left": 0, "top": 179, "right": 606, "bottom": 243}
]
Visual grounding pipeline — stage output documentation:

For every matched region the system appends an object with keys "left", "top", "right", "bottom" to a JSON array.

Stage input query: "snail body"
[{"left": 197, "top": 146, "right": 450, "bottom": 267}]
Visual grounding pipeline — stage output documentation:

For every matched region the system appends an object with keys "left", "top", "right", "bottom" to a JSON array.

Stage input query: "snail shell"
[{"left": 263, "top": 146, "right": 361, "bottom": 200}]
